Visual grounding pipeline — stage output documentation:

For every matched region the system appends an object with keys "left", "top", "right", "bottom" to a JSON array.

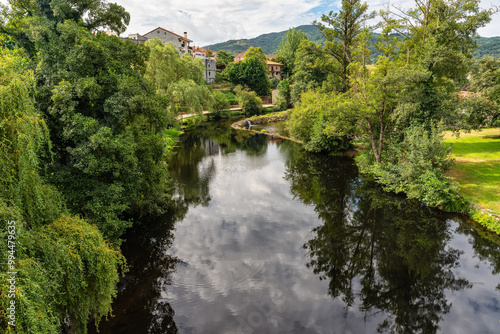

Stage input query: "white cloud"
[
  {"left": 115, "top": 0, "right": 324, "bottom": 46},
  {"left": 0, "top": 0, "right": 498, "bottom": 45},
  {"left": 114, "top": 0, "right": 500, "bottom": 46}
]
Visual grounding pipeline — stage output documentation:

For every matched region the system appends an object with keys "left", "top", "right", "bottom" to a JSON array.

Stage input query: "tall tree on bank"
[
  {"left": 314, "top": 0, "right": 375, "bottom": 92},
  {"left": 276, "top": 27, "right": 308, "bottom": 78},
  {"left": 1, "top": 0, "right": 174, "bottom": 241},
  {"left": 0, "top": 49, "right": 125, "bottom": 334},
  {"left": 144, "top": 39, "right": 212, "bottom": 116}
]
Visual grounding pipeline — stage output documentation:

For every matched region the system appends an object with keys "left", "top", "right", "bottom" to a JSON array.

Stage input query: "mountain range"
[{"left": 203, "top": 24, "right": 500, "bottom": 61}]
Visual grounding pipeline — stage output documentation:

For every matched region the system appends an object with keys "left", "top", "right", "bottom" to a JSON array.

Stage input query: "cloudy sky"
[{"left": 112, "top": 0, "right": 500, "bottom": 47}]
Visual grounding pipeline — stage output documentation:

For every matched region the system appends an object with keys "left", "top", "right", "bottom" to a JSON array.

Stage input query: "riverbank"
[
  {"left": 231, "top": 110, "right": 303, "bottom": 143},
  {"left": 177, "top": 104, "right": 276, "bottom": 120},
  {"left": 444, "top": 128, "right": 500, "bottom": 233}
]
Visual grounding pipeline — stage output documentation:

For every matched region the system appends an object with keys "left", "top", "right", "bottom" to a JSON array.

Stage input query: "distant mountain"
[
  {"left": 204, "top": 24, "right": 500, "bottom": 60},
  {"left": 203, "top": 25, "right": 324, "bottom": 55}
]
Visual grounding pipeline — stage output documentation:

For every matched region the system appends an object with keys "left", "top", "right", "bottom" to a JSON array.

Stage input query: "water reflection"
[{"left": 93, "top": 120, "right": 500, "bottom": 334}]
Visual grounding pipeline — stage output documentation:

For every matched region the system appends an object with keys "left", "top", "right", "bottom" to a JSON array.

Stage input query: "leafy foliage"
[
  {"left": 286, "top": 91, "right": 350, "bottom": 153},
  {"left": 27, "top": 215, "right": 126, "bottom": 333},
  {"left": 32, "top": 23, "right": 174, "bottom": 240},
  {"left": 291, "top": 40, "right": 340, "bottom": 101},
  {"left": 314, "top": 0, "right": 375, "bottom": 92},
  {"left": 0, "top": 49, "right": 125, "bottom": 334},
  {"left": 277, "top": 28, "right": 308, "bottom": 77},
  {"left": 228, "top": 57, "right": 270, "bottom": 96},
  {"left": 234, "top": 86, "right": 263, "bottom": 116},
  {"left": 275, "top": 78, "right": 291, "bottom": 110},
  {"left": 208, "top": 90, "right": 231, "bottom": 118}
]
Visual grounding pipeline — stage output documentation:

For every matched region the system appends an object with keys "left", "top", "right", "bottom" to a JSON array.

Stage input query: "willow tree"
[
  {"left": 0, "top": 50, "right": 125, "bottom": 334},
  {"left": 144, "top": 38, "right": 212, "bottom": 115}
]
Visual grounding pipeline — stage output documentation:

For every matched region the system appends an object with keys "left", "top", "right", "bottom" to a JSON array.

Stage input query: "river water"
[{"left": 92, "top": 120, "right": 500, "bottom": 334}]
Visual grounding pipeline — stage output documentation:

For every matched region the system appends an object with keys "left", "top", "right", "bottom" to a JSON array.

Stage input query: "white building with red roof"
[{"left": 143, "top": 27, "right": 192, "bottom": 55}]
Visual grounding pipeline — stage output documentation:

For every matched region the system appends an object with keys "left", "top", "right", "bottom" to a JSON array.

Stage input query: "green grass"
[{"left": 444, "top": 128, "right": 500, "bottom": 215}]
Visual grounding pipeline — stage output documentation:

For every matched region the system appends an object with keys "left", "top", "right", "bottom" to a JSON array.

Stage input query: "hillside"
[
  {"left": 203, "top": 25, "right": 324, "bottom": 55},
  {"left": 204, "top": 25, "right": 500, "bottom": 60}
]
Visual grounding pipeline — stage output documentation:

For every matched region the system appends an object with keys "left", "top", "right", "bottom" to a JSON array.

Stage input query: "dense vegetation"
[
  {"left": 0, "top": 0, "right": 213, "bottom": 332},
  {"left": 285, "top": 0, "right": 499, "bottom": 212},
  {"left": 205, "top": 25, "right": 500, "bottom": 61}
]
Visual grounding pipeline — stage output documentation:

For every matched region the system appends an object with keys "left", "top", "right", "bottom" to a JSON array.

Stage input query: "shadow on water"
[{"left": 92, "top": 120, "right": 500, "bottom": 334}]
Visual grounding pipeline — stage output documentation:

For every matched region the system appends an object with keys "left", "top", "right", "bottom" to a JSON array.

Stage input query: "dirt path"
[{"left": 177, "top": 104, "right": 275, "bottom": 120}]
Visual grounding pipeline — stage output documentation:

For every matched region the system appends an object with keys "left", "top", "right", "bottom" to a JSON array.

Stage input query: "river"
[{"left": 91, "top": 120, "right": 500, "bottom": 334}]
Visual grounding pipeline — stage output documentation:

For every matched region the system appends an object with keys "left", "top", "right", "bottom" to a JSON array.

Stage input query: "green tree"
[
  {"left": 209, "top": 90, "right": 231, "bottom": 118},
  {"left": 465, "top": 57, "right": 500, "bottom": 128},
  {"left": 234, "top": 86, "right": 262, "bottom": 116},
  {"left": 243, "top": 46, "right": 268, "bottom": 69},
  {"left": 291, "top": 40, "right": 339, "bottom": 101},
  {"left": 277, "top": 27, "right": 308, "bottom": 77},
  {"left": 0, "top": 49, "right": 125, "bottom": 334},
  {"left": 275, "top": 78, "right": 291, "bottom": 110},
  {"left": 228, "top": 58, "right": 271, "bottom": 96},
  {"left": 144, "top": 39, "right": 213, "bottom": 115},
  {"left": 0, "top": 0, "right": 130, "bottom": 57},
  {"left": 35, "top": 22, "right": 172, "bottom": 241},
  {"left": 286, "top": 90, "right": 350, "bottom": 153},
  {"left": 314, "top": 0, "right": 375, "bottom": 92}
]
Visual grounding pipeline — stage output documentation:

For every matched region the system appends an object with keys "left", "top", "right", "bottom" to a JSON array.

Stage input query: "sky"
[
  {"left": 0, "top": 0, "right": 498, "bottom": 46},
  {"left": 112, "top": 0, "right": 500, "bottom": 47}
]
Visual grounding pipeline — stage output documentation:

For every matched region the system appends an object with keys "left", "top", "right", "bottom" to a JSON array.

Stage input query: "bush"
[
  {"left": 209, "top": 90, "right": 231, "bottom": 118},
  {"left": 286, "top": 90, "right": 351, "bottom": 153},
  {"left": 235, "top": 86, "right": 263, "bottom": 116},
  {"left": 276, "top": 78, "right": 292, "bottom": 110},
  {"left": 356, "top": 125, "right": 465, "bottom": 210}
]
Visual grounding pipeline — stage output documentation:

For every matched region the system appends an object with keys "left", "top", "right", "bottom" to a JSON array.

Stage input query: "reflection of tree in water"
[
  {"left": 282, "top": 145, "right": 471, "bottom": 333},
  {"left": 455, "top": 220, "right": 500, "bottom": 291},
  {"left": 91, "top": 214, "right": 179, "bottom": 333}
]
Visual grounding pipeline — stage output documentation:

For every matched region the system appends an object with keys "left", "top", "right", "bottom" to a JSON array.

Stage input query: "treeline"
[
  {"left": 279, "top": 0, "right": 499, "bottom": 211},
  {"left": 0, "top": 0, "right": 218, "bottom": 332},
  {"left": 205, "top": 24, "right": 500, "bottom": 60}
]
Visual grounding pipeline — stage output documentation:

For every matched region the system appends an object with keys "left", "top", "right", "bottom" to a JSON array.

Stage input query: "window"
[{"left": 157, "top": 30, "right": 159, "bottom": 34}]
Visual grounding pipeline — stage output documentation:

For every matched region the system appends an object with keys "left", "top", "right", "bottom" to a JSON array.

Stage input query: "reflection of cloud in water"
[
  {"left": 95, "top": 129, "right": 500, "bottom": 334},
  {"left": 166, "top": 143, "right": 386, "bottom": 333}
]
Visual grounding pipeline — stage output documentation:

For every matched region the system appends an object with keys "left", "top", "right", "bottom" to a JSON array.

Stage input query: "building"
[
  {"left": 192, "top": 46, "right": 217, "bottom": 58},
  {"left": 234, "top": 51, "right": 246, "bottom": 61},
  {"left": 194, "top": 55, "right": 216, "bottom": 83},
  {"left": 267, "top": 61, "right": 283, "bottom": 80},
  {"left": 119, "top": 27, "right": 216, "bottom": 83},
  {"left": 121, "top": 33, "right": 148, "bottom": 44},
  {"left": 143, "top": 27, "right": 192, "bottom": 55}
]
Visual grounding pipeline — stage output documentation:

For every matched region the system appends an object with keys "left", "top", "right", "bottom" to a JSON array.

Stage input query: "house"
[
  {"left": 143, "top": 27, "right": 192, "bottom": 55},
  {"left": 192, "top": 46, "right": 217, "bottom": 58},
  {"left": 234, "top": 51, "right": 246, "bottom": 61},
  {"left": 122, "top": 33, "right": 148, "bottom": 44},
  {"left": 195, "top": 55, "right": 216, "bottom": 83},
  {"left": 267, "top": 61, "right": 283, "bottom": 80}
]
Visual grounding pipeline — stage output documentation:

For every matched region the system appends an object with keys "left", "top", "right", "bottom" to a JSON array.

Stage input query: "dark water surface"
[{"left": 92, "top": 121, "right": 500, "bottom": 334}]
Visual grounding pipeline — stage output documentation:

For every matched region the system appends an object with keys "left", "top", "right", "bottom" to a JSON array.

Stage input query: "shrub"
[
  {"left": 235, "top": 86, "right": 263, "bottom": 116},
  {"left": 209, "top": 90, "right": 231, "bottom": 118}
]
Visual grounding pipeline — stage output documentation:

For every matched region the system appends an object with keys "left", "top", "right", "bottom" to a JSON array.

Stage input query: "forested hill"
[
  {"left": 204, "top": 24, "right": 500, "bottom": 60},
  {"left": 203, "top": 25, "right": 324, "bottom": 55}
]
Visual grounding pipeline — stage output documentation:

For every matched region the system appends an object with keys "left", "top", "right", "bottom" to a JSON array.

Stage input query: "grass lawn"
[{"left": 444, "top": 128, "right": 500, "bottom": 215}]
